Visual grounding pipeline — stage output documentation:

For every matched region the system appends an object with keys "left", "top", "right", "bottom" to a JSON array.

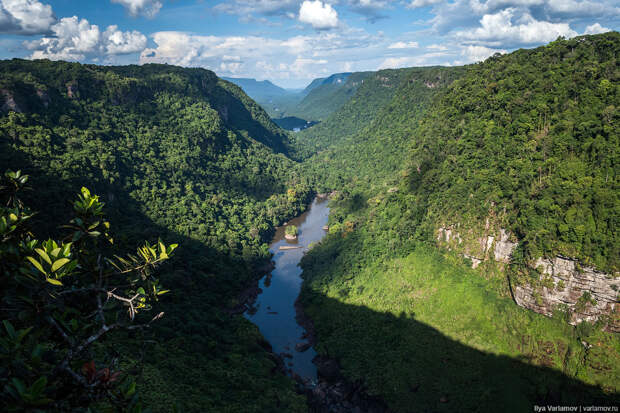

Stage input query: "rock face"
[
  {"left": 1, "top": 89, "right": 22, "bottom": 113},
  {"left": 494, "top": 229, "right": 517, "bottom": 263},
  {"left": 514, "top": 256, "right": 619, "bottom": 332},
  {"left": 36, "top": 89, "right": 50, "bottom": 108},
  {"left": 66, "top": 81, "right": 79, "bottom": 99},
  {"left": 436, "top": 225, "right": 618, "bottom": 331}
]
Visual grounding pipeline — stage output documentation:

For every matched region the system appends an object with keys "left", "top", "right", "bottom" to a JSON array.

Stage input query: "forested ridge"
[
  {"left": 298, "top": 32, "right": 619, "bottom": 412},
  {"left": 0, "top": 59, "right": 310, "bottom": 411},
  {"left": 0, "top": 32, "right": 619, "bottom": 412}
]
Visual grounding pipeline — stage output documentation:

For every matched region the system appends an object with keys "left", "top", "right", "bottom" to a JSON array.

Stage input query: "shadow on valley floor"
[
  {"left": 303, "top": 293, "right": 619, "bottom": 413},
  {"left": 0, "top": 144, "right": 307, "bottom": 412}
]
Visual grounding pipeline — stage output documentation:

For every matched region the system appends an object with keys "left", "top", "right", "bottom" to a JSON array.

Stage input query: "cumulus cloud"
[
  {"left": 111, "top": 0, "right": 162, "bottom": 18},
  {"left": 388, "top": 41, "right": 419, "bottom": 49},
  {"left": 584, "top": 23, "right": 612, "bottom": 35},
  {"left": 27, "top": 16, "right": 146, "bottom": 60},
  {"left": 427, "top": 0, "right": 619, "bottom": 35},
  {"left": 456, "top": 8, "right": 577, "bottom": 46},
  {"left": 377, "top": 51, "right": 451, "bottom": 69},
  {"left": 103, "top": 25, "right": 147, "bottom": 54},
  {"left": 0, "top": 0, "right": 56, "bottom": 35},
  {"left": 299, "top": 0, "right": 338, "bottom": 30},
  {"left": 461, "top": 45, "right": 506, "bottom": 63},
  {"left": 139, "top": 30, "right": 401, "bottom": 86}
]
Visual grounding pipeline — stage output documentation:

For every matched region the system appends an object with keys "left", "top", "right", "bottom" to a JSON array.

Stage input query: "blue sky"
[{"left": 0, "top": 0, "right": 618, "bottom": 88}]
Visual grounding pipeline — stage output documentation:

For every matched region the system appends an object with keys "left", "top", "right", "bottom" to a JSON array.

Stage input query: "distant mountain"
[
  {"left": 291, "top": 72, "right": 370, "bottom": 121},
  {"left": 221, "top": 77, "right": 291, "bottom": 101},
  {"left": 302, "top": 72, "right": 353, "bottom": 95},
  {"left": 223, "top": 72, "right": 370, "bottom": 123}
]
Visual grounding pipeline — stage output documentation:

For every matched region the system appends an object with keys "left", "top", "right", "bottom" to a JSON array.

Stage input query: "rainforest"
[{"left": 0, "top": 31, "right": 618, "bottom": 412}]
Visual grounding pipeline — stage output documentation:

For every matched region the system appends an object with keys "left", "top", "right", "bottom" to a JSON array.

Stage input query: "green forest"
[{"left": 1, "top": 32, "right": 619, "bottom": 412}]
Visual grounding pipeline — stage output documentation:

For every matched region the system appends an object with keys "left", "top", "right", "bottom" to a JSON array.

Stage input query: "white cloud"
[
  {"left": 427, "top": 0, "right": 619, "bottom": 36},
  {"left": 299, "top": 0, "right": 339, "bottom": 30},
  {"left": 103, "top": 25, "right": 147, "bottom": 54},
  {"left": 388, "top": 41, "right": 419, "bottom": 49},
  {"left": 408, "top": 0, "right": 442, "bottom": 8},
  {"left": 378, "top": 51, "right": 451, "bottom": 69},
  {"left": 111, "top": 0, "right": 162, "bottom": 18},
  {"left": 584, "top": 23, "right": 611, "bottom": 35},
  {"left": 140, "top": 30, "right": 401, "bottom": 87},
  {"left": 461, "top": 45, "right": 506, "bottom": 63},
  {"left": 456, "top": 8, "right": 577, "bottom": 46},
  {"left": 0, "top": 0, "right": 56, "bottom": 35},
  {"left": 427, "top": 43, "right": 448, "bottom": 50},
  {"left": 27, "top": 16, "right": 146, "bottom": 60}
]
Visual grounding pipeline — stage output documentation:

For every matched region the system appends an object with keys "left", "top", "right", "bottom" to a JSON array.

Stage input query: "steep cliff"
[{"left": 437, "top": 224, "right": 619, "bottom": 331}]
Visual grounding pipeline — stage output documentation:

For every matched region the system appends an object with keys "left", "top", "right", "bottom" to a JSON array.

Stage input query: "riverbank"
[{"left": 243, "top": 197, "right": 330, "bottom": 380}]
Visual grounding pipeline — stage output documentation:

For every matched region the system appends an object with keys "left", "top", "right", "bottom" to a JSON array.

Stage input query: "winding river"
[{"left": 245, "top": 197, "right": 330, "bottom": 381}]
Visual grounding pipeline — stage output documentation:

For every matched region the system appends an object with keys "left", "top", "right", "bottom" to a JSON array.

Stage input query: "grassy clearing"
[{"left": 301, "top": 236, "right": 619, "bottom": 412}]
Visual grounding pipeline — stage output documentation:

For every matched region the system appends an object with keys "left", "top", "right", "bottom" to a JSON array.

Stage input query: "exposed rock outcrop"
[
  {"left": 514, "top": 256, "right": 619, "bottom": 332},
  {"left": 1, "top": 89, "right": 22, "bottom": 113},
  {"left": 436, "top": 225, "right": 618, "bottom": 331},
  {"left": 66, "top": 81, "right": 79, "bottom": 99},
  {"left": 36, "top": 89, "right": 50, "bottom": 108}
]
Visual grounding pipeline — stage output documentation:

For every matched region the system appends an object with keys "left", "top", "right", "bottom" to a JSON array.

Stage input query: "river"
[{"left": 245, "top": 197, "right": 330, "bottom": 381}]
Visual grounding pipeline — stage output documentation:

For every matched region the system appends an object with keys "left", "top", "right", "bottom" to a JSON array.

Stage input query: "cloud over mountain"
[
  {"left": 0, "top": 0, "right": 56, "bottom": 35},
  {"left": 26, "top": 16, "right": 146, "bottom": 60},
  {"left": 299, "top": 1, "right": 339, "bottom": 29}
]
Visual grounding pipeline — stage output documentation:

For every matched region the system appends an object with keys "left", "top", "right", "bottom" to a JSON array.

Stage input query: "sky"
[{"left": 0, "top": 0, "right": 618, "bottom": 88}]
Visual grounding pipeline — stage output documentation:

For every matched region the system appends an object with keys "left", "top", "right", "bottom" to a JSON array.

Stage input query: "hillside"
[
  {"left": 292, "top": 66, "right": 464, "bottom": 160},
  {"left": 302, "top": 72, "right": 353, "bottom": 95},
  {"left": 0, "top": 59, "right": 309, "bottom": 411},
  {"left": 298, "top": 32, "right": 620, "bottom": 412},
  {"left": 221, "top": 77, "right": 290, "bottom": 101},
  {"left": 227, "top": 72, "right": 371, "bottom": 123},
  {"left": 289, "top": 72, "right": 371, "bottom": 121},
  {"left": 1, "top": 32, "right": 618, "bottom": 413}
]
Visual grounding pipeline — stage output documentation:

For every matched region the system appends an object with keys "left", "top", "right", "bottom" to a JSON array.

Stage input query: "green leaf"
[
  {"left": 46, "top": 278, "right": 63, "bottom": 286},
  {"left": 29, "top": 376, "right": 47, "bottom": 396},
  {"left": 50, "top": 247, "right": 62, "bottom": 258},
  {"left": 51, "top": 258, "right": 70, "bottom": 272},
  {"left": 9, "top": 213, "right": 18, "bottom": 222},
  {"left": 125, "top": 381, "right": 136, "bottom": 398},
  {"left": 137, "top": 287, "right": 146, "bottom": 296},
  {"left": 16, "top": 327, "right": 33, "bottom": 343},
  {"left": 26, "top": 256, "right": 47, "bottom": 276},
  {"left": 34, "top": 248, "right": 52, "bottom": 265},
  {"left": 157, "top": 290, "right": 170, "bottom": 296},
  {"left": 11, "top": 378, "right": 26, "bottom": 396},
  {"left": 3, "top": 320, "right": 16, "bottom": 339}
]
